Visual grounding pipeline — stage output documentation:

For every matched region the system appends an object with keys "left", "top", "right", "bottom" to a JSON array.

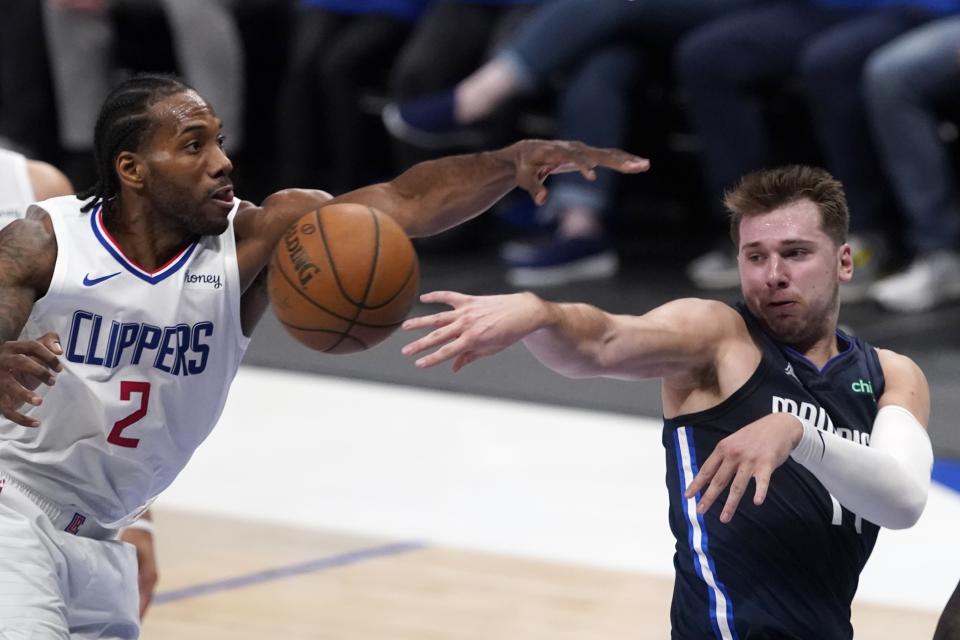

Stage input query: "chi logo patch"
[{"left": 851, "top": 379, "right": 874, "bottom": 397}]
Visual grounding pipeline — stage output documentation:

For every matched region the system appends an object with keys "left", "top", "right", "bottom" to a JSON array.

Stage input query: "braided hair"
[{"left": 78, "top": 74, "right": 194, "bottom": 213}]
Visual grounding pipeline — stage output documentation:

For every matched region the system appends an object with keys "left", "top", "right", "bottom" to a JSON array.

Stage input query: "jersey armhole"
[{"left": 225, "top": 202, "right": 252, "bottom": 352}]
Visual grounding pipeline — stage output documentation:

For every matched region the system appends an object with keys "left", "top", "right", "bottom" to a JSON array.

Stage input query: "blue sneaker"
[
  {"left": 382, "top": 91, "right": 484, "bottom": 149},
  {"left": 504, "top": 235, "right": 618, "bottom": 287}
]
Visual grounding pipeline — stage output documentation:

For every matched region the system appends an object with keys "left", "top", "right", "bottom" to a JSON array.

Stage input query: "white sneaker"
[
  {"left": 868, "top": 251, "right": 960, "bottom": 312},
  {"left": 686, "top": 248, "right": 739, "bottom": 290}
]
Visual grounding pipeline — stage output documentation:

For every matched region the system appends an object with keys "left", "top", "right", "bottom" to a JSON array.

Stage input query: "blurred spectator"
[
  {"left": 864, "top": 15, "right": 960, "bottom": 311},
  {"left": 677, "top": 0, "right": 956, "bottom": 298},
  {"left": 0, "top": 147, "right": 73, "bottom": 228},
  {"left": 43, "top": 0, "right": 245, "bottom": 188},
  {"left": 0, "top": 0, "right": 59, "bottom": 159},
  {"left": 276, "top": 0, "right": 431, "bottom": 193},
  {"left": 385, "top": 0, "right": 752, "bottom": 286},
  {"left": 387, "top": 0, "right": 542, "bottom": 158}
]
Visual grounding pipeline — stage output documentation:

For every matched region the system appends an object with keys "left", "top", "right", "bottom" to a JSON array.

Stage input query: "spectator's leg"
[
  {"left": 0, "top": 0, "right": 58, "bottom": 158},
  {"left": 43, "top": 0, "right": 113, "bottom": 186},
  {"left": 390, "top": 3, "right": 499, "bottom": 99},
  {"left": 275, "top": 7, "right": 341, "bottom": 187},
  {"left": 864, "top": 16, "right": 960, "bottom": 256},
  {"left": 161, "top": 0, "right": 245, "bottom": 152},
  {"left": 388, "top": 3, "right": 501, "bottom": 161},
  {"left": 799, "top": 7, "right": 933, "bottom": 237},
  {"left": 318, "top": 15, "right": 413, "bottom": 192},
  {"left": 864, "top": 16, "right": 960, "bottom": 312},
  {"left": 504, "top": 45, "right": 641, "bottom": 287},
  {"left": 551, "top": 44, "right": 641, "bottom": 233},
  {"left": 676, "top": 1, "right": 838, "bottom": 218}
]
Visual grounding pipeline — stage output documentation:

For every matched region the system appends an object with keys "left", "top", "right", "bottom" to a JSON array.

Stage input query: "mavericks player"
[{"left": 402, "top": 165, "right": 933, "bottom": 639}]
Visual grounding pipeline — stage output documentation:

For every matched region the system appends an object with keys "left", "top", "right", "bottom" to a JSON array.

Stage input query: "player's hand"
[
  {"left": 120, "top": 526, "right": 159, "bottom": 619},
  {"left": 402, "top": 291, "right": 545, "bottom": 371},
  {"left": 0, "top": 332, "right": 63, "bottom": 427},
  {"left": 684, "top": 413, "right": 804, "bottom": 523},
  {"left": 505, "top": 140, "right": 649, "bottom": 205}
]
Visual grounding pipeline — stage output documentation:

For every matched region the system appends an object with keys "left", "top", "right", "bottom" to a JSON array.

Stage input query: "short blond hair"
[{"left": 725, "top": 165, "right": 849, "bottom": 247}]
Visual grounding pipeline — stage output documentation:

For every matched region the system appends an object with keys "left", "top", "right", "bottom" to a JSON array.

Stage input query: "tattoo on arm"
[{"left": 0, "top": 217, "right": 57, "bottom": 341}]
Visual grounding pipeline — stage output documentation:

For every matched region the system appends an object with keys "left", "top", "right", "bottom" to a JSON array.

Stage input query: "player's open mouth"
[
  {"left": 210, "top": 186, "right": 235, "bottom": 211},
  {"left": 211, "top": 186, "right": 234, "bottom": 203}
]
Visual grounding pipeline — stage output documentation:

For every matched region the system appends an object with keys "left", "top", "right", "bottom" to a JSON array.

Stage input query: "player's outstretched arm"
[
  {"left": 333, "top": 140, "right": 649, "bottom": 237},
  {"left": 0, "top": 211, "right": 61, "bottom": 427},
  {"left": 402, "top": 292, "right": 732, "bottom": 381},
  {"left": 688, "top": 349, "right": 933, "bottom": 529}
]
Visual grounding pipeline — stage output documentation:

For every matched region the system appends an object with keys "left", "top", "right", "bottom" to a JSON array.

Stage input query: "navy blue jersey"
[{"left": 662, "top": 303, "right": 885, "bottom": 640}]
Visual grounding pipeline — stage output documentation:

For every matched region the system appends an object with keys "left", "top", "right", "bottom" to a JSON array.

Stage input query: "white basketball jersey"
[
  {"left": 0, "top": 148, "right": 35, "bottom": 228},
  {"left": 0, "top": 195, "right": 250, "bottom": 527}
]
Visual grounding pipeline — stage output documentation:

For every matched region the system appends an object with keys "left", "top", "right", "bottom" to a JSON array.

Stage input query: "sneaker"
[
  {"left": 504, "top": 235, "right": 618, "bottom": 287},
  {"left": 867, "top": 251, "right": 960, "bottom": 312},
  {"left": 686, "top": 248, "right": 739, "bottom": 290},
  {"left": 382, "top": 92, "right": 485, "bottom": 149},
  {"left": 841, "top": 234, "right": 886, "bottom": 303}
]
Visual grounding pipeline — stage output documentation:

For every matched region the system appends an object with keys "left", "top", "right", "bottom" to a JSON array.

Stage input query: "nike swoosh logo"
[{"left": 83, "top": 272, "right": 121, "bottom": 287}]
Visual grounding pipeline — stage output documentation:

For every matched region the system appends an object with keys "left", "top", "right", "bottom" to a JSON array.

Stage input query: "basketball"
[{"left": 267, "top": 203, "right": 420, "bottom": 354}]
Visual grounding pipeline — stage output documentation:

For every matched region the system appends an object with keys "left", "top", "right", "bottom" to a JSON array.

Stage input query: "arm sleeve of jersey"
[{"left": 789, "top": 404, "right": 933, "bottom": 529}]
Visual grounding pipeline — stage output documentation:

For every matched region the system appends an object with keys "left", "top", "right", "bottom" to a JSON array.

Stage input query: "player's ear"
[
  {"left": 838, "top": 241, "right": 853, "bottom": 284},
  {"left": 116, "top": 151, "right": 145, "bottom": 190}
]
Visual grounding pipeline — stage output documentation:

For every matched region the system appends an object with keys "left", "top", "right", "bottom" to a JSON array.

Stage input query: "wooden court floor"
[{"left": 141, "top": 508, "right": 939, "bottom": 639}]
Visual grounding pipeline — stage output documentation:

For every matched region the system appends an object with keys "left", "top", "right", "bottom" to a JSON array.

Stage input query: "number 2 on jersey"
[{"left": 107, "top": 381, "right": 151, "bottom": 448}]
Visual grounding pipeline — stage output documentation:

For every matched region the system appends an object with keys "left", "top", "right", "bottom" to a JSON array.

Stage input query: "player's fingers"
[
  {"left": 37, "top": 332, "right": 64, "bottom": 365},
  {"left": 3, "top": 353, "right": 57, "bottom": 384},
  {"left": 685, "top": 452, "right": 721, "bottom": 498},
  {"left": 10, "top": 341, "right": 62, "bottom": 373},
  {"left": 720, "top": 466, "right": 754, "bottom": 523},
  {"left": 591, "top": 148, "right": 650, "bottom": 173},
  {"left": 696, "top": 460, "right": 737, "bottom": 515},
  {"left": 401, "top": 310, "right": 458, "bottom": 333},
  {"left": 419, "top": 290, "right": 468, "bottom": 307},
  {"left": 413, "top": 335, "right": 470, "bottom": 369},
  {"left": 1, "top": 405, "right": 39, "bottom": 428},
  {"left": 516, "top": 170, "right": 549, "bottom": 206},
  {"left": 753, "top": 468, "right": 772, "bottom": 506},
  {"left": 1, "top": 378, "right": 42, "bottom": 407},
  {"left": 402, "top": 322, "right": 463, "bottom": 358},
  {"left": 15, "top": 372, "right": 47, "bottom": 392}
]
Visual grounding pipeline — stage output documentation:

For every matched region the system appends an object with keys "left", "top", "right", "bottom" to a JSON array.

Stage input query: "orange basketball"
[{"left": 267, "top": 203, "right": 420, "bottom": 354}]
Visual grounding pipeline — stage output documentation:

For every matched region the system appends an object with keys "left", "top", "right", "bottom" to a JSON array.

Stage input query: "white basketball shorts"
[{"left": 0, "top": 479, "right": 139, "bottom": 639}]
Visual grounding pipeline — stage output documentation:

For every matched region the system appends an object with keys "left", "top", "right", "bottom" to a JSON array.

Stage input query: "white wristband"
[{"left": 121, "top": 518, "right": 155, "bottom": 536}]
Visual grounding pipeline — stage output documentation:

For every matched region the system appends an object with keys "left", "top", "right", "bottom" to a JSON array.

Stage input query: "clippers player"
[
  {"left": 0, "top": 146, "right": 162, "bottom": 621},
  {"left": 403, "top": 165, "right": 934, "bottom": 639},
  {"left": 0, "top": 73, "right": 648, "bottom": 638}
]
